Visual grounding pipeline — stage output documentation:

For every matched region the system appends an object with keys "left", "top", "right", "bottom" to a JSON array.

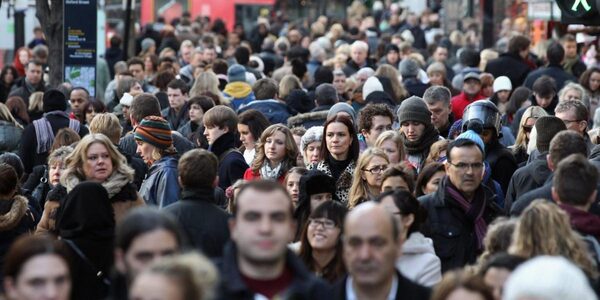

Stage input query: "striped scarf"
[{"left": 446, "top": 182, "right": 488, "bottom": 250}]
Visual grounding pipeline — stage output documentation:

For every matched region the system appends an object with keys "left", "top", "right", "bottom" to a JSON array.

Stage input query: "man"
[
  {"left": 423, "top": 86, "right": 453, "bottom": 138},
  {"left": 178, "top": 40, "right": 194, "bottom": 67},
  {"left": 419, "top": 139, "right": 503, "bottom": 272},
  {"left": 223, "top": 64, "right": 256, "bottom": 111},
  {"left": 554, "top": 99, "right": 594, "bottom": 152},
  {"left": 234, "top": 46, "right": 262, "bottom": 80},
  {"left": 9, "top": 60, "right": 45, "bottom": 104},
  {"left": 68, "top": 87, "right": 90, "bottom": 118},
  {"left": 128, "top": 57, "right": 156, "bottom": 93},
  {"left": 511, "top": 76, "right": 559, "bottom": 134},
  {"left": 237, "top": 78, "right": 293, "bottom": 124},
  {"left": 505, "top": 116, "right": 566, "bottom": 212},
  {"left": 398, "top": 96, "right": 441, "bottom": 172},
  {"left": 343, "top": 41, "right": 376, "bottom": 77},
  {"left": 164, "top": 149, "right": 230, "bottom": 258},
  {"left": 553, "top": 154, "right": 600, "bottom": 242},
  {"left": 333, "top": 202, "right": 430, "bottom": 300},
  {"left": 203, "top": 45, "right": 218, "bottom": 64},
  {"left": 523, "top": 42, "right": 576, "bottom": 91},
  {"left": 450, "top": 72, "right": 486, "bottom": 119},
  {"left": 333, "top": 69, "right": 348, "bottom": 101},
  {"left": 428, "top": 45, "right": 455, "bottom": 80},
  {"left": 287, "top": 83, "right": 338, "bottom": 129},
  {"left": 119, "top": 93, "right": 194, "bottom": 157},
  {"left": 485, "top": 35, "right": 532, "bottom": 88},
  {"left": 561, "top": 34, "right": 587, "bottom": 79},
  {"left": 20, "top": 89, "right": 88, "bottom": 174},
  {"left": 112, "top": 207, "right": 183, "bottom": 299},
  {"left": 178, "top": 47, "right": 204, "bottom": 85},
  {"left": 217, "top": 180, "right": 330, "bottom": 299},
  {"left": 203, "top": 106, "right": 248, "bottom": 190},
  {"left": 400, "top": 58, "right": 428, "bottom": 98},
  {"left": 162, "top": 79, "right": 190, "bottom": 131},
  {"left": 358, "top": 104, "right": 393, "bottom": 149}
]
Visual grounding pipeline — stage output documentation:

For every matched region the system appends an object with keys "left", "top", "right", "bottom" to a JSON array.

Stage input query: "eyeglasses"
[
  {"left": 522, "top": 125, "right": 533, "bottom": 133},
  {"left": 448, "top": 162, "right": 484, "bottom": 171},
  {"left": 363, "top": 165, "right": 388, "bottom": 174},
  {"left": 308, "top": 218, "right": 336, "bottom": 230},
  {"left": 562, "top": 119, "right": 582, "bottom": 125}
]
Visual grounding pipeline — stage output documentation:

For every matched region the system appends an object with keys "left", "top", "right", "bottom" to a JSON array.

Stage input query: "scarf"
[
  {"left": 260, "top": 161, "right": 285, "bottom": 180},
  {"left": 403, "top": 125, "right": 440, "bottom": 155},
  {"left": 33, "top": 111, "right": 80, "bottom": 154},
  {"left": 62, "top": 168, "right": 132, "bottom": 199},
  {"left": 445, "top": 180, "right": 487, "bottom": 250}
]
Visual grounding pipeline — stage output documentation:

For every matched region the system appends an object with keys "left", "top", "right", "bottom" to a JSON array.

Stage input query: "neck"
[
  {"left": 352, "top": 274, "right": 394, "bottom": 300},
  {"left": 172, "top": 106, "right": 181, "bottom": 113},
  {"left": 368, "top": 184, "right": 380, "bottom": 196},
  {"left": 463, "top": 191, "right": 475, "bottom": 202},
  {"left": 312, "top": 248, "right": 335, "bottom": 271},
  {"left": 331, "top": 152, "right": 348, "bottom": 161},
  {"left": 268, "top": 159, "right": 282, "bottom": 168},
  {"left": 238, "top": 255, "right": 286, "bottom": 280}
]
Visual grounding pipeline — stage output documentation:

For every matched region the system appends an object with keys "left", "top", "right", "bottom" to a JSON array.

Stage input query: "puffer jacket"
[
  {"left": 396, "top": 232, "right": 442, "bottom": 287},
  {"left": 223, "top": 82, "right": 255, "bottom": 111},
  {"left": 0, "top": 120, "right": 22, "bottom": 154},
  {"left": 139, "top": 155, "right": 179, "bottom": 208}
]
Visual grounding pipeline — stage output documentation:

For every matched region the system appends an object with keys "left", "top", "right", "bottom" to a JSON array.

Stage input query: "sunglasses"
[{"left": 522, "top": 125, "right": 533, "bottom": 133}]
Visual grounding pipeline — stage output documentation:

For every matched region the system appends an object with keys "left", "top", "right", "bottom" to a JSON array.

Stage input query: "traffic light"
[{"left": 557, "top": 0, "right": 600, "bottom": 25}]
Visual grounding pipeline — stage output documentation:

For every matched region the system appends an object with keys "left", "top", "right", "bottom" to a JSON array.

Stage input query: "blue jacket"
[
  {"left": 139, "top": 156, "right": 180, "bottom": 208},
  {"left": 237, "top": 99, "right": 293, "bottom": 124}
]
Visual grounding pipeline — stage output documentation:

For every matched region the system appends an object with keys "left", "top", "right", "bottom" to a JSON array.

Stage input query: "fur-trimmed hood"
[
  {"left": 0, "top": 195, "right": 29, "bottom": 231},
  {"left": 287, "top": 110, "right": 329, "bottom": 128}
]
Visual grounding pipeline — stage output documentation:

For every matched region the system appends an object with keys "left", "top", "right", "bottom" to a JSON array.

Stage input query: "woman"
[
  {"left": 510, "top": 200, "right": 598, "bottom": 279},
  {"left": 425, "top": 140, "right": 449, "bottom": 164},
  {"left": 27, "top": 91, "right": 44, "bottom": 122},
  {"left": 431, "top": 270, "right": 494, "bottom": 300},
  {"left": 55, "top": 182, "right": 114, "bottom": 300},
  {"left": 37, "top": 133, "right": 143, "bottom": 233},
  {"left": 0, "top": 65, "right": 18, "bottom": 103},
  {"left": 348, "top": 148, "right": 389, "bottom": 209},
  {"left": 129, "top": 253, "right": 219, "bottom": 300},
  {"left": 510, "top": 106, "right": 547, "bottom": 165},
  {"left": 291, "top": 127, "right": 306, "bottom": 166},
  {"left": 143, "top": 53, "right": 159, "bottom": 82},
  {"left": 377, "top": 190, "right": 442, "bottom": 286},
  {"left": 293, "top": 170, "right": 336, "bottom": 241},
  {"left": 558, "top": 82, "right": 587, "bottom": 102},
  {"left": 3, "top": 235, "right": 72, "bottom": 300},
  {"left": 298, "top": 201, "right": 348, "bottom": 283},
  {"left": 310, "top": 115, "right": 359, "bottom": 203},
  {"left": 12, "top": 47, "right": 31, "bottom": 77},
  {"left": 301, "top": 126, "right": 324, "bottom": 167},
  {"left": 0, "top": 102, "right": 23, "bottom": 153},
  {"left": 24, "top": 146, "right": 72, "bottom": 213},
  {"left": 0, "top": 163, "right": 35, "bottom": 273},
  {"left": 243, "top": 124, "right": 298, "bottom": 182},
  {"left": 5, "top": 96, "right": 30, "bottom": 126},
  {"left": 374, "top": 130, "right": 406, "bottom": 164},
  {"left": 279, "top": 74, "right": 303, "bottom": 101},
  {"left": 427, "top": 62, "right": 457, "bottom": 95},
  {"left": 152, "top": 70, "right": 176, "bottom": 110},
  {"left": 82, "top": 100, "right": 107, "bottom": 126},
  {"left": 189, "top": 71, "right": 228, "bottom": 105},
  {"left": 415, "top": 162, "right": 446, "bottom": 197},
  {"left": 381, "top": 163, "right": 417, "bottom": 193},
  {"left": 375, "top": 64, "right": 409, "bottom": 102},
  {"left": 177, "top": 96, "right": 215, "bottom": 149},
  {"left": 135, "top": 116, "right": 180, "bottom": 208},
  {"left": 505, "top": 87, "right": 532, "bottom": 134},
  {"left": 284, "top": 167, "right": 308, "bottom": 208},
  {"left": 490, "top": 76, "right": 512, "bottom": 114},
  {"left": 237, "top": 109, "right": 271, "bottom": 165},
  {"left": 580, "top": 67, "right": 600, "bottom": 118}
]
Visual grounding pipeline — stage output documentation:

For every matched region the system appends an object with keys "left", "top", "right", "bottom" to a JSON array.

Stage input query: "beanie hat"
[
  {"left": 141, "top": 38, "right": 155, "bottom": 52},
  {"left": 134, "top": 116, "right": 173, "bottom": 150},
  {"left": 385, "top": 44, "right": 400, "bottom": 54},
  {"left": 120, "top": 93, "right": 134, "bottom": 107},
  {"left": 362, "top": 77, "right": 384, "bottom": 99},
  {"left": 397, "top": 96, "right": 431, "bottom": 126},
  {"left": 301, "top": 126, "right": 324, "bottom": 151},
  {"left": 399, "top": 58, "right": 420, "bottom": 78},
  {"left": 227, "top": 64, "right": 246, "bottom": 83},
  {"left": 43, "top": 89, "right": 67, "bottom": 113},
  {"left": 535, "top": 116, "right": 567, "bottom": 152},
  {"left": 328, "top": 102, "right": 356, "bottom": 124},
  {"left": 305, "top": 171, "right": 336, "bottom": 196},
  {"left": 493, "top": 76, "right": 512, "bottom": 93},
  {"left": 457, "top": 120, "right": 486, "bottom": 153}
]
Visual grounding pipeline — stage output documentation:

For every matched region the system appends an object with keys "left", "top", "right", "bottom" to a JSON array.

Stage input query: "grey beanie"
[
  {"left": 328, "top": 102, "right": 356, "bottom": 124},
  {"left": 227, "top": 64, "right": 247, "bottom": 83},
  {"left": 399, "top": 58, "right": 420, "bottom": 78},
  {"left": 397, "top": 96, "right": 432, "bottom": 126},
  {"left": 141, "top": 38, "right": 155, "bottom": 52}
]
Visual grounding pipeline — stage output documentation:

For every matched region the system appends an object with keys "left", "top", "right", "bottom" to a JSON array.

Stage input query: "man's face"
[
  {"left": 203, "top": 125, "right": 228, "bottom": 145},
  {"left": 167, "top": 88, "right": 187, "bottom": 111},
  {"left": 363, "top": 116, "right": 392, "bottom": 146},
  {"left": 129, "top": 64, "right": 145, "bottom": 81},
  {"left": 400, "top": 121, "right": 425, "bottom": 142},
  {"left": 180, "top": 46, "right": 192, "bottom": 64},
  {"left": 333, "top": 74, "right": 346, "bottom": 94},
  {"left": 426, "top": 101, "right": 451, "bottom": 130},
  {"left": 445, "top": 145, "right": 485, "bottom": 195},
  {"left": 4, "top": 254, "right": 71, "bottom": 300},
  {"left": 116, "top": 229, "right": 179, "bottom": 279},
  {"left": 69, "top": 89, "right": 88, "bottom": 111},
  {"left": 203, "top": 48, "right": 217, "bottom": 64},
  {"left": 25, "top": 63, "right": 42, "bottom": 85},
  {"left": 556, "top": 109, "right": 586, "bottom": 135},
  {"left": 562, "top": 41, "right": 578, "bottom": 59},
  {"left": 433, "top": 47, "right": 448, "bottom": 62},
  {"left": 351, "top": 47, "right": 367, "bottom": 65},
  {"left": 463, "top": 79, "right": 481, "bottom": 96},
  {"left": 191, "top": 52, "right": 203, "bottom": 68},
  {"left": 535, "top": 92, "right": 555, "bottom": 108},
  {"left": 231, "top": 188, "right": 294, "bottom": 267}
]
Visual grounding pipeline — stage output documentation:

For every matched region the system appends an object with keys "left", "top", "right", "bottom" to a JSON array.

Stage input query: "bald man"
[{"left": 333, "top": 202, "right": 430, "bottom": 300}]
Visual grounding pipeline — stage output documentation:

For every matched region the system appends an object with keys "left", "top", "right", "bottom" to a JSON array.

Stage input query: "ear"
[
  {"left": 444, "top": 161, "right": 451, "bottom": 173},
  {"left": 177, "top": 176, "right": 183, "bottom": 188},
  {"left": 579, "top": 121, "right": 588, "bottom": 134},
  {"left": 589, "top": 190, "right": 598, "bottom": 206},
  {"left": 360, "top": 128, "right": 369, "bottom": 137},
  {"left": 547, "top": 155, "right": 554, "bottom": 171},
  {"left": 114, "top": 249, "right": 127, "bottom": 273},
  {"left": 223, "top": 126, "right": 230, "bottom": 133},
  {"left": 402, "top": 214, "right": 415, "bottom": 233},
  {"left": 551, "top": 187, "right": 560, "bottom": 203}
]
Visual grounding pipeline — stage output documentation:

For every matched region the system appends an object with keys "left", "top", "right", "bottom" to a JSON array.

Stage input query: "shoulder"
[{"left": 397, "top": 272, "right": 431, "bottom": 299}]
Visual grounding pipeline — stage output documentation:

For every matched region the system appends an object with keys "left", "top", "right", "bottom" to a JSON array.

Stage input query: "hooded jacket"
[
  {"left": 0, "top": 195, "right": 35, "bottom": 279},
  {"left": 0, "top": 120, "right": 22, "bottom": 154},
  {"left": 139, "top": 155, "right": 179, "bottom": 208},
  {"left": 396, "top": 232, "right": 442, "bottom": 287},
  {"left": 223, "top": 82, "right": 256, "bottom": 111}
]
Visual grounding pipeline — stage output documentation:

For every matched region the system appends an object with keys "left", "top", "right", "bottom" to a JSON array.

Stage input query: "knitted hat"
[
  {"left": 141, "top": 38, "right": 155, "bottom": 52},
  {"left": 227, "top": 64, "right": 246, "bottom": 83},
  {"left": 535, "top": 116, "right": 566, "bottom": 152},
  {"left": 399, "top": 58, "right": 420, "bottom": 78},
  {"left": 362, "top": 77, "right": 384, "bottom": 99},
  {"left": 134, "top": 116, "right": 173, "bottom": 150},
  {"left": 120, "top": 93, "right": 134, "bottom": 107},
  {"left": 397, "top": 96, "right": 431, "bottom": 126},
  {"left": 328, "top": 102, "right": 356, "bottom": 124},
  {"left": 43, "top": 89, "right": 67, "bottom": 113},
  {"left": 457, "top": 130, "right": 485, "bottom": 153},
  {"left": 301, "top": 126, "right": 324, "bottom": 150},
  {"left": 493, "top": 76, "right": 512, "bottom": 93}
]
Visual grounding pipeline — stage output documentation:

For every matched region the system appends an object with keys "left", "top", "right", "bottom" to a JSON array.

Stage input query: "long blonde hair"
[
  {"left": 189, "top": 71, "right": 228, "bottom": 104},
  {"left": 0, "top": 103, "right": 22, "bottom": 129},
  {"left": 348, "top": 148, "right": 389, "bottom": 209},
  {"left": 509, "top": 200, "right": 597, "bottom": 279},
  {"left": 251, "top": 124, "right": 299, "bottom": 174},
  {"left": 279, "top": 75, "right": 303, "bottom": 100},
  {"left": 375, "top": 64, "right": 408, "bottom": 102},
  {"left": 513, "top": 106, "right": 547, "bottom": 151}
]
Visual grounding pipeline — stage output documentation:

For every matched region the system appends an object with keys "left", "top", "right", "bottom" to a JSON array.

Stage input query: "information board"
[{"left": 64, "top": 0, "right": 97, "bottom": 97}]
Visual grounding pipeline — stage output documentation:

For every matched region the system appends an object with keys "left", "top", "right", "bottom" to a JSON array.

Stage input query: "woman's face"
[
  {"left": 5, "top": 254, "right": 71, "bottom": 300},
  {"left": 264, "top": 131, "right": 287, "bottom": 165},
  {"left": 85, "top": 107, "right": 96, "bottom": 124},
  {"left": 523, "top": 117, "right": 537, "bottom": 142},
  {"left": 3, "top": 69, "right": 15, "bottom": 84},
  {"left": 188, "top": 104, "right": 204, "bottom": 124},
  {"left": 49, "top": 162, "right": 64, "bottom": 186},
  {"left": 361, "top": 156, "right": 389, "bottom": 189},
  {"left": 18, "top": 50, "right": 29, "bottom": 65},
  {"left": 130, "top": 273, "right": 183, "bottom": 300},
  {"left": 422, "top": 171, "right": 445, "bottom": 195},
  {"left": 286, "top": 173, "right": 302, "bottom": 207},
  {"left": 144, "top": 57, "right": 154, "bottom": 73},
  {"left": 307, "top": 217, "right": 341, "bottom": 251},
  {"left": 136, "top": 140, "right": 156, "bottom": 165},
  {"left": 304, "top": 141, "right": 322, "bottom": 165},
  {"left": 130, "top": 82, "right": 143, "bottom": 96},
  {"left": 237, "top": 124, "right": 255, "bottom": 150},
  {"left": 497, "top": 90, "right": 511, "bottom": 103},
  {"left": 386, "top": 51, "right": 399, "bottom": 65},
  {"left": 326, "top": 122, "right": 351, "bottom": 160},
  {"left": 590, "top": 71, "right": 600, "bottom": 92},
  {"left": 561, "top": 89, "right": 581, "bottom": 101},
  {"left": 381, "top": 176, "right": 410, "bottom": 193},
  {"left": 310, "top": 193, "right": 332, "bottom": 212},
  {"left": 380, "top": 140, "right": 401, "bottom": 164},
  {"left": 83, "top": 143, "right": 114, "bottom": 182},
  {"left": 428, "top": 72, "right": 444, "bottom": 86}
]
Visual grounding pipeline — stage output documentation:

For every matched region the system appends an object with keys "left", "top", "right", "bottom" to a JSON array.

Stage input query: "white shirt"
[{"left": 345, "top": 273, "right": 398, "bottom": 300}]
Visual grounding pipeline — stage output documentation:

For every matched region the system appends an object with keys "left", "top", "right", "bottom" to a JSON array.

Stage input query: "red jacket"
[
  {"left": 451, "top": 92, "right": 486, "bottom": 119},
  {"left": 243, "top": 168, "right": 286, "bottom": 183}
]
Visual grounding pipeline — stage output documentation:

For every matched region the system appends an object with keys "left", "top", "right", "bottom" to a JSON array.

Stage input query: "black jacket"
[
  {"left": 486, "top": 140, "right": 518, "bottom": 196},
  {"left": 331, "top": 270, "right": 430, "bottom": 300},
  {"left": 209, "top": 132, "right": 248, "bottom": 190},
  {"left": 0, "top": 195, "right": 35, "bottom": 281},
  {"left": 118, "top": 147, "right": 147, "bottom": 190},
  {"left": 505, "top": 153, "right": 551, "bottom": 213},
  {"left": 485, "top": 52, "right": 532, "bottom": 88},
  {"left": 216, "top": 242, "right": 332, "bottom": 300},
  {"left": 419, "top": 177, "right": 504, "bottom": 273},
  {"left": 163, "top": 188, "right": 230, "bottom": 258},
  {"left": 523, "top": 64, "right": 577, "bottom": 91},
  {"left": 403, "top": 77, "right": 429, "bottom": 98}
]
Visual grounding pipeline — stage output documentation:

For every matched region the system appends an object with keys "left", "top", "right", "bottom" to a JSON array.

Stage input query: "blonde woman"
[
  {"left": 189, "top": 71, "right": 228, "bottom": 105},
  {"left": 375, "top": 64, "right": 409, "bottom": 102},
  {"left": 279, "top": 74, "right": 303, "bottom": 100},
  {"left": 0, "top": 103, "right": 23, "bottom": 153},
  {"left": 374, "top": 130, "right": 406, "bottom": 164},
  {"left": 243, "top": 124, "right": 298, "bottom": 183},
  {"left": 28, "top": 91, "right": 44, "bottom": 120},
  {"left": 510, "top": 106, "right": 548, "bottom": 164},
  {"left": 348, "top": 148, "right": 390, "bottom": 209},
  {"left": 509, "top": 200, "right": 598, "bottom": 280}
]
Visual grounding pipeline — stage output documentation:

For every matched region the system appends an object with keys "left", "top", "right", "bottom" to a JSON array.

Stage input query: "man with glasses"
[
  {"left": 419, "top": 138, "right": 503, "bottom": 272},
  {"left": 555, "top": 99, "right": 594, "bottom": 154}
]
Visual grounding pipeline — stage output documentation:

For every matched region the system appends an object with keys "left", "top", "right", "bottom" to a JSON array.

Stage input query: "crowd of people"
[{"left": 1, "top": 1, "right": 600, "bottom": 299}]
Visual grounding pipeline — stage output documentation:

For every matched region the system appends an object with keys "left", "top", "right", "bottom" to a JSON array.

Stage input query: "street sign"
[{"left": 63, "top": 0, "right": 97, "bottom": 97}]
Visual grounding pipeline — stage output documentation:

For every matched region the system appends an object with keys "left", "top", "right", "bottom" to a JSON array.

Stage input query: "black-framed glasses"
[
  {"left": 448, "top": 162, "right": 484, "bottom": 171},
  {"left": 362, "top": 165, "right": 388, "bottom": 174},
  {"left": 308, "top": 218, "right": 336, "bottom": 230}
]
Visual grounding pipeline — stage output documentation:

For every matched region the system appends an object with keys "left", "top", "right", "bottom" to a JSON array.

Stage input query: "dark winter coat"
[
  {"left": 138, "top": 155, "right": 179, "bottom": 208},
  {"left": 332, "top": 270, "right": 430, "bottom": 300},
  {"left": 0, "top": 195, "right": 35, "bottom": 281},
  {"left": 209, "top": 132, "right": 248, "bottom": 190},
  {"left": 403, "top": 77, "right": 429, "bottom": 98},
  {"left": 523, "top": 64, "right": 577, "bottom": 91},
  {"left": 237, "top": 99, "right": 294, "bottom": 125},
  {"left": 8, "top": 77, "right": 46, "bottom": 106},
  {"left": 486, "top": 140, "right": 518, "bottom": 195},
  {"left": 485, "top": 52, "right": 532, "bottom": 88},
  {"left": 505, "top": 153, "right": 551, "bottom": 213},
  {"left": 161, "top": 105, "right": 190, "bottom": 131}
]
